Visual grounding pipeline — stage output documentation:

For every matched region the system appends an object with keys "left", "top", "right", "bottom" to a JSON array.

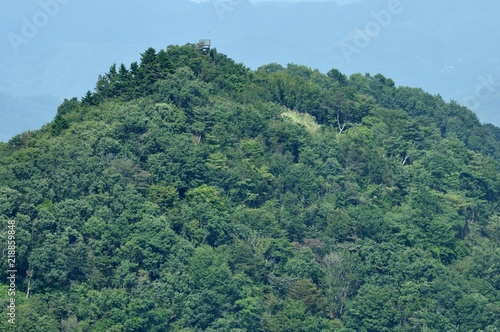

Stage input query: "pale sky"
[{"left": 190, "top": 0, "right": 362, "bottom": 3}]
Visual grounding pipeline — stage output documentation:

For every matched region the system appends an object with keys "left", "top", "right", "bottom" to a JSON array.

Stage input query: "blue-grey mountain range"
[{"left": 1, "top": 0, "right": 499, "bottom": 141}]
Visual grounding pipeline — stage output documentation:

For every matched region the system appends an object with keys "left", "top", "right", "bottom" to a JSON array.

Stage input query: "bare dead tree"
[{"left": 26, "top": 269, "right": 34, "bottom": 298}]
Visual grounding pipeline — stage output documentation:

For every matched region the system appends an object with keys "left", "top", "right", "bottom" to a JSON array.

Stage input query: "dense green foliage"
[{"left": 1, "top": 44, "right": 500, "bottom": 331}]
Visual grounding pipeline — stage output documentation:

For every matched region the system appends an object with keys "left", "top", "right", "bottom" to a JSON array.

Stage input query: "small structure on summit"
[{"left": 197, "top": 39, "right": 211, "bottom": 54}]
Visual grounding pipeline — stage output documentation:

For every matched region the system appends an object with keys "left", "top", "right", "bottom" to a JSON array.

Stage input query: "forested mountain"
[{"left": 1, "top": 44, "right": 500, "bottom": 331}]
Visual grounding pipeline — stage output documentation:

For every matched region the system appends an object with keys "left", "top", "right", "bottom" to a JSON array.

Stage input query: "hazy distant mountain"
[
  {"left": 0, "top": 93, "right": 60, "bottom": 141},
  {"left": 1, "top": 0, "right": 498, "bottom": 141}
]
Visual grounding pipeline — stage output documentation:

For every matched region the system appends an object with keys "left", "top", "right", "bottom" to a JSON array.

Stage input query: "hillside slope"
[{"left": 1, "top": 45, "right": 499, "bottom": 331}]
